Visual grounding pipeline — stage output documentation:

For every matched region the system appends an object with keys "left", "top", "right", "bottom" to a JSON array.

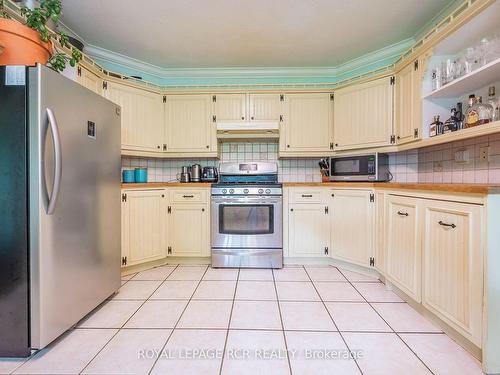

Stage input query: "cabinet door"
[
  {"left": 333, "top": 76, "right": 393, "bottom": 150},
  {"left": 168, "top": 203, "right": 209, "bottom": 257},
  {"left": 121, "top": 190, "right": 167, "bottom": 266},
  {"left": 281, "top": 93, "right": 333, "bottom": 153},
  {"left": 165, "top": 94, "right": 213, "bottom": 153},
  {"left": 214, "top": 93, "right": 247, "bottom": 122},
  {"left": 395, "top": 59, "right": 421, "bottom": 144},
  {"left": 422, "top": 200, "right": 483, "bottom": 346},
  {"left": 77, "top": 65, "right": 102, "bottom": 95},
  {"left": 330, "top": 190, "right": 374, "bottom": 267},
  {"left": 288, "top": 204, "right": 329, "bottom": 257},
  {"left": 249, "top": 93, "right": 281, "bottom": 122},
  {"left": 386, "top": 195, "right": 421, "bottom": 302},
  {"left": 104, "top": 81, "right": 164, "bottom": 153}
]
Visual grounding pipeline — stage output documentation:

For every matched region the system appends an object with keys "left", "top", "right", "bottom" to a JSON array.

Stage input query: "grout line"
[
  {"left": 218, "top": 268, "right": 240, "bottom": 375},
  {"left": 146, "top": 265, "right": 210, "bottom": 375},
  {"left": 303, "top": 266, "right": 364, "bottom": 375},
  {"left": 337, "top": 268, "right": 436, "bottom": 375},
  {"left": 272, "top": 268, "right": 294, "bottom": 375},
  {"left": 78, "top": 264, "right": 180, "bottom": 375}
]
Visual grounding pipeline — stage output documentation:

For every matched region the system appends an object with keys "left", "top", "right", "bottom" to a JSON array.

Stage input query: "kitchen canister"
[
  {"left": 122, "top": 169, "right": 135, "bottom": 183},
  {"left": 134, "top": 168, "right": 148, "bottom": 183}
]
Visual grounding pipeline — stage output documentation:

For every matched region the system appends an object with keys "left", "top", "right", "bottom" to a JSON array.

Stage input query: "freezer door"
[{"left": 29, "top": 65, "right": 121, "bottom": 349}]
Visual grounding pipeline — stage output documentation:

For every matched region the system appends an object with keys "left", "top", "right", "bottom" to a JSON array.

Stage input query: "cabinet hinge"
[
  {"left": 122, "top": 193, "right": 127, "bottom": 202},
  {"left": 167, "top": 246, "right": 172, "bottom": 255},
  {"left": 77, "top": 66, "right": 81, "bottom": 76},
  {"left": 325, "top": 206, "right": 329, "bottom": 214},
  {"left": 369, "top": 193, "right": 375, "bottom": 203},
  {"left": 121, "top": 256, "right": 127, "bottom": 266},
  {"left": 279, "top": 115, "right": 283, "bottom": 122},
  {"left": 280, "top": 94, "right": 284, "bottom": 102},
  {"left": 324, "top": 247, "right": 329, "bottom": 255},
  {"left": 212, "top": 95, "right": 216, "bottom": 103},
  {"left": 329, "top": 142, "right": 334, "bottom": 150},
  {"left": 163, "top": 95, "right": 166, "bottom": 103},
  {"left": 212, "top": 115, "right": 217, "bottom": 122},
  {"left": 414, "top": 59, "right": 419, "bottom": 71},
  {"left": 330, "top": 93, "right": 334, "bottom": 101},
  {"left": 369, "top": 257, "right": 375, "bottom": 267},
  {"left": 163, "top": 144, "right": 167, "bottom": 151},
  {"left": 102, "top": 81, "right": 108, "bottom": 90},
  {"left": 390, "top": 135, "right": 396, "bottom": 144},
  {"left": 168, "top": 206, "right": 171, "bottom": 214},
  {"left": 390, "top": 76, "right": 395, "bottom": 85},
  {"left": 414, "top": 128, "right": 419, "bottom": 138}
]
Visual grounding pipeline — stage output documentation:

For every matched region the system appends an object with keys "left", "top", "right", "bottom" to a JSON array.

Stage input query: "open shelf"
[{"left": 424, "top": 57, "right": 500, "bottom": 99}]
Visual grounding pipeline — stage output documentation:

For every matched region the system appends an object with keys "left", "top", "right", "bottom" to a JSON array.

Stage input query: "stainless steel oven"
[{"left": 211, "top": 162, "right": 283, "bottom": 268}]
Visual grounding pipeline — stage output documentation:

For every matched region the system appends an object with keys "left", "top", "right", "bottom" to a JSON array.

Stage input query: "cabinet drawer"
[
  {"left": 289, "top": 189, "right": 324, "bottom": 203},
  {"left": 169, "top": 189, "right": 208, "bottom": 203}
]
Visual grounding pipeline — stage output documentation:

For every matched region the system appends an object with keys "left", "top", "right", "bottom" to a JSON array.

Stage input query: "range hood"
[{"left": 216, "top": 121, "right": 279, "bottom": 139}]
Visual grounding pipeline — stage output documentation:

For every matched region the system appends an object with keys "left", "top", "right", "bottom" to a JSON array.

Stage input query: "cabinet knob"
[
  {"left": 335, "top": 143, "right": 338, "bottom": 147},
  {"left": 251, "top": 116, "right": 254, "bottom": 120},
  {"left": 290, "top": 208, "right": 294, "bottom": 212},
  {"left": 206, "top": 145, "right": 209, "bottom": 149},
  {"left": 157, "top": 145, "right": 160, "bottom": 149},
  {"left": 241, "top": 116, "right": 245, "bottom": 120},
  {"left": 287, "top": 145, "right": 290, "bottom": 148},
  {"left": 202, "top": 208, "right": 205, "bottom": 212}
]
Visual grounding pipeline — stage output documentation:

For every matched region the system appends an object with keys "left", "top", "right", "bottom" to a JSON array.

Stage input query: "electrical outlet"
[
  {"left": 479, "top": 146, "right": 490, "bottom": 162},
  {"left": 454, "top": 149, "right": 470, "bottom": 164}
]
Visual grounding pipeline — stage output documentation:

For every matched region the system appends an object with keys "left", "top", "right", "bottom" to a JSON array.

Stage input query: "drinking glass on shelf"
[
  {"left": 463, "top": 47, "right": 478, "bottom": 74},
  {"left": 441, "top": 59, "right": 456, "bottom": 85},
  {"left": 478, "top": 37, "right": 493, "bottom": 66}
]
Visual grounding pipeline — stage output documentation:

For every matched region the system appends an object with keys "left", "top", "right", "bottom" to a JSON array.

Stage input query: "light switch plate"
[
  {"left": 479, "top": 146, "right": 490, "bottom": 161},
  {"left": 454, "top": 149, "right": 470, "bottom": 164}
]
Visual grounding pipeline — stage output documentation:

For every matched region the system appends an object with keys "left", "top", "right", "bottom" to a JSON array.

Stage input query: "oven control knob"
[
  {"left": 258, "top": 189, "right": 264, "bottom": 194},
  {"left": 229, "top": 189, "right": 234, "bottom": 194},
  {"left": 222, "top": 189, "right": 227, "bottom": 194},
  {"left": 265, "top": 189, "right": 271, "bottom": 194},
  {"left": 243, "top": 189, "right": 249, "bottom": 194}
]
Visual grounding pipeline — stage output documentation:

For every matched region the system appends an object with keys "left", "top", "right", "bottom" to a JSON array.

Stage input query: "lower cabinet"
[
  {"left": 288, "top": 203, "right": 330, "bottom": 257},
  {"left": 386, "top": 195, "right": 421, "bottom": 302},
  {"left": 121, "top": 189, "right": 167, "bottom": 267},
  {"left": 421, "top": 199, "right": 483, "bottom": 347},
  {"left": 167, "top": 203, "right": 209, "bottom": 257},
  {"left": 330, "top": 189, "right": 375, "bottom": 267}
]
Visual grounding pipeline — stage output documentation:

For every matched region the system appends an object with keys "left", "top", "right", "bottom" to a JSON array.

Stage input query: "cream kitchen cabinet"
[
  {"left": 280, "top": 93, "right": 334, "bottom": 156},
  {"left": 329, "top": 189, "right": 375, "bottom": 267},
  {"left": 288, "top": 203, "right": 330, "bottom": 257},
  {"left": 103, "top": 80, "right": 164, "bottom": 153},
  {"left": 422, "top": 199, "right": 483, "bottom": 347},
  {"left": 395, "top": 58, "right": 422, "bottom": 144},
  {"left": 333, "top": 76, "right": 393, "bottom": 151},
  {"left": 248, "top": 93, "right": 282, "bottom": 123},
  {"left": 386, "top": 195, "right": 422, "bottom": 302},
  {"left": 213, "top": 93, "right": 247, "bottom": 123},
  {"left": 167, "top": 203, "right": 209, "bottom": 257},
  {"left": 121, "top": 189, "right": 167, "bottom": 267},
  {"left": 76, "top": 65, "right": 102, "bottom": 95},
  {"left": 164, "top": 94, "right": 215, "bottom": 154}
]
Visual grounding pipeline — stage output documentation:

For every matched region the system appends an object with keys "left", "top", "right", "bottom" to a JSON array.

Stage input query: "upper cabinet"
[
  {"left": 280, "top": 93, "right": 334, "bottom": 156},
  {"left": 103, "top": 81, "right": 164, "bottom": 154},
  {"left": 76, "top": 65, "right": 102, "bottom": 95},
  {"left": 164, "top": 94, "right": 216, "bottom": 154},
  {"left": 395, "top": 59, "right": 422, "bottom": 144},
  {"left": 333, "top": 76, "right": 394, "bottom": 151},
  {"left": 213, "top": 93, "right": 246, "bottom": 123},
  {"left": 248, "top": 93, "right": 282, "bottom": 123}
]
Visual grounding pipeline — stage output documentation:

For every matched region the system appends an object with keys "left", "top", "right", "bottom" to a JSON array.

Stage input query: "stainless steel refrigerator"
[{"left": 0, "top": 64, "right": 121, "bottom": 357}]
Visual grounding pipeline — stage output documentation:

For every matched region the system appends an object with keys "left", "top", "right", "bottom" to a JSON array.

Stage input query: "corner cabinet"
[
  {"left": 395, "top": 58, "right": 422, "bottom": 144},
  {"left": 164, "top": 94, "right": 216, "bottom": 155},
  {"left": 103, "top": 81, "right": 164, "bottom": 154},
  {"left": 76, "top": 65, "right": 102, "bottom": 95},
  {"left": 280, "top": 93, "right": 334, "bottom": 156},
  {"left": 288, "top": 203, "right": 330, "bottom": 257},
  {"left": 333, "top": 76, "right": 394, "bottom": 151},
  {"left": 121, "top": 189, "right": 167, "bottom": 267}
]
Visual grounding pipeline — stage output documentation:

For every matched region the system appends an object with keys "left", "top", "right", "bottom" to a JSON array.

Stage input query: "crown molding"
[{"left": 83, "top": 37, "right": 414, "bottom": 82}]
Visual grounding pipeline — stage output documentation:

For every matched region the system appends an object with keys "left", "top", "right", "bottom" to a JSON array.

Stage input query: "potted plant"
[{"left": 0, "top": 0, "right": 81, "bottom": 71}]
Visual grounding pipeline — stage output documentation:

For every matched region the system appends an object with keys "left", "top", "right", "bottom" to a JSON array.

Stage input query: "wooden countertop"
[
  {"left": 121, "top": 182, "right": 212, "bottom": 189},
  {"left": 283, "top": 182, "right": 500, "bottom": 194}
]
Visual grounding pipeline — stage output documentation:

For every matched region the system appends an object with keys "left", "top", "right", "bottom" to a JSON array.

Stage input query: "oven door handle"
[{"left": 212, "top": 197, "right": 282, "bottom": 205}]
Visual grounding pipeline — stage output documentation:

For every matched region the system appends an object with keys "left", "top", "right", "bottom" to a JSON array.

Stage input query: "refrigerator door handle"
[{"left": 43, "top": 108, "right": 63, "bottom": 215}]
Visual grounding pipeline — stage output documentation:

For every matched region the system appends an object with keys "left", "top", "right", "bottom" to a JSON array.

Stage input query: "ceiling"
[{"left": 60, "top": 0, "right": 453, "bottom": 69}]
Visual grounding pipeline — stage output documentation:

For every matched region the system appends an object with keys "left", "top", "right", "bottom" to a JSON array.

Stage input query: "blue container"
[
  {"left": 134, "top": 168, "right": 148, "bottom": 183},
  {"left": 122, "top": 169, "right": 135, "bottom": 183}
]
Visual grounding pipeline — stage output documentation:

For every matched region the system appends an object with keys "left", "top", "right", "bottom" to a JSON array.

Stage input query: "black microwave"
[{"left": 329, "top": 153, "right": 390, "bottom": 182}]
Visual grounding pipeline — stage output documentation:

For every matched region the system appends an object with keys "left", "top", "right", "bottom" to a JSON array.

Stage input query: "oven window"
[{"left": 219, "top": 205, "right": 274, "bottom": 235}]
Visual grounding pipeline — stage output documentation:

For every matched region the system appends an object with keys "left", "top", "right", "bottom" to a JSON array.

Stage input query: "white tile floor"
[{"left": 0, "top": 265, "right": 484, "bottom": 375}]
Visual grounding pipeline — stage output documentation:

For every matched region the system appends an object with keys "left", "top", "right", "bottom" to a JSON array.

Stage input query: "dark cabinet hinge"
[
  {"left": 390, "top": 76, "right": 395, "bottom": 85},
  {"left": 330, "top": 93, "right": 334, "bottom": 101},
  {"left": 324, "top": 247, "right": 329, "bottom": 255},
  {"left": 414, "top": 128, "right": 419, "bottom": 138},
  {"left": 390, "top": 135, "right": 396, "bottom": 144},
  {"left": 122, "top": 193, "right": 127, "bottom": 202},
  {"left": 212, "top": 95, "right": 216, "bottom": 103},
  {"left": 212, "top": 115, "right": 217, "bottom": 122},
  {"left": 325, "top": 206, "right": 329, "bottom": 214},
  {"left": 280, "top": 94, "right": 284, "bottom": 102},
  {"left": 330, "top": 142, "right": 334, "bottom": 150},
  {"left": 168, "top": 206, "right": 171, "bottom": 214},
  {"left": 163, "top": 144, "right": 167, "bottom": 151},
  {"left": 102, "top": 81, "right": 108, "bottom": 90},
  {"left": 369, "top": 193, "right": 374, "bottom": 203},
  {"left": 369, "top": 257, "right": 375, "bottom": 267},
  {"left": 77, "top": 66, "right": 81, "bottom": 76},
  {"left": 121, "top": 256, "right": 127, "bottom": 266},
  {"left": 163, "top": 95, "right": 166, "bottom": 103},
  {"left": 414, "top": 59, "right": 419, "bottom": 71},
  {"left": 167, "top": 246, "right": 172, "bottom": 255},
  {"left": 279, "top": 115, "right": 283, "bottom": 122}
]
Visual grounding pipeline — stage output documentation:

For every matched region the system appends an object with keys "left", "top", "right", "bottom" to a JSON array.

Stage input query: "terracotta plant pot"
[{"left": 0, "top": 18, "right": 51, "bottom": 66}]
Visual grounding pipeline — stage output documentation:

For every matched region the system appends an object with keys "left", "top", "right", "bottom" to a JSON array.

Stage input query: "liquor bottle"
[
  {"left": 467, "top": 96, "right": 493, "bottom": 127},
  {"left": 455, "top": 102, "right": 465, "bottom": 130},
  {"left": 465, "top": 95, "right": 477, "bottom": 128},
  {"left": 488, "top": 86, "right": 499, "bottom": 122},
  {"left": 443, "top": 108, "right": 458, "bottom": 134},
  {"left": 429, "top": 115, "right": 443, "bottom": 137}
]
